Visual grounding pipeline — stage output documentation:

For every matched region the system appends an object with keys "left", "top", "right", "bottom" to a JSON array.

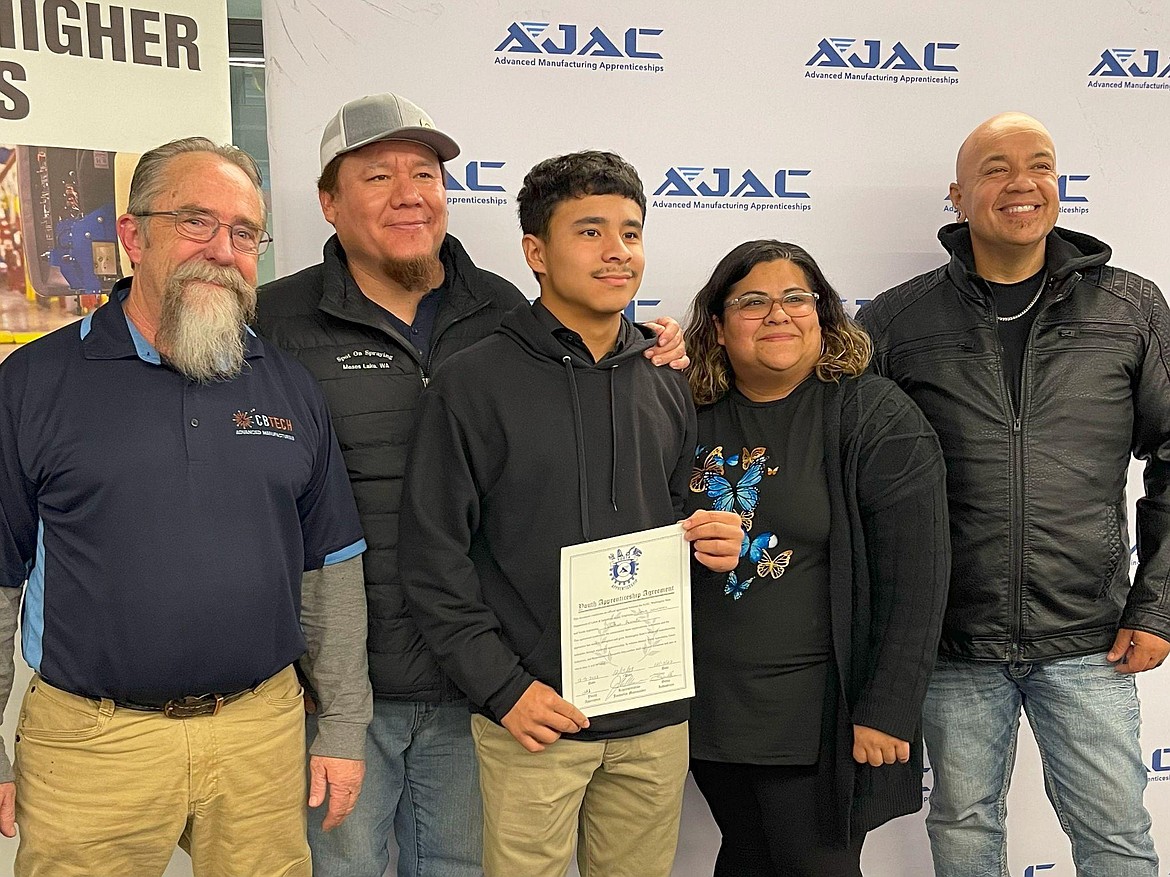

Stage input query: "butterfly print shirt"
[{"left": 685, "top": 378, "right": 833, "bottom": 764}]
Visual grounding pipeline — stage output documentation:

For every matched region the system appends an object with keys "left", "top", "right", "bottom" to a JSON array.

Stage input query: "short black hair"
[
  {"left": 317, "top": 155, "right": 343, "bottom": 195},
  {"left": 517, "top": 150, "right": 646, "bottom": 238}
]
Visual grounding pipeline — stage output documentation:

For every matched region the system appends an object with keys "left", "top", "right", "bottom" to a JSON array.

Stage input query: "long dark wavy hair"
[{"left": 683, "top": 240, "right": 871, "bottom": 405}]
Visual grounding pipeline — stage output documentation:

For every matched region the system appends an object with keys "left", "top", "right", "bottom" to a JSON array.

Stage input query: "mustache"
[
  {"left": 170, "top": 260, "right": 255, "bottom": 302},
  {"left": 592, "top": 269, "right": 636, "bottom": 279}
]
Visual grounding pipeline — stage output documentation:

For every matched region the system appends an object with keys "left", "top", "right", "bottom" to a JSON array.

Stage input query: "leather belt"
[{"left": 116, "top": 689, "right": 252, "bottom": 718}]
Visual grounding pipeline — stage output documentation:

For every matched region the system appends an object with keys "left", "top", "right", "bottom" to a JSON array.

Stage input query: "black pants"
[{"left": 690, "top": 757, "right": 865, "bottom": 877}]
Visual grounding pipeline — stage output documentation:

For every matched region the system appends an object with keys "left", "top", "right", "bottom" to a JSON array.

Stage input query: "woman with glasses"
[{"left": 681, "top": 240, "right": 950, "bottom": 876}]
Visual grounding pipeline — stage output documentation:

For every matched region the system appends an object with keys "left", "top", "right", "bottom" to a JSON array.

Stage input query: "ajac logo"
[
  {"left": 651, "top": 167, "right": 812, "bottom": 214},
  {"left": 1023, "top": 866, "right": 1055, "bottom": 877},
  {"left": 1088, "top": 49, "right": 1170, "bottom": 90},
  {"left": 1146, "top": 745, "right": 1170, "bottom": 781},
  {"left": 804, "top": 38, "right": 959, "bottom": 85},
  {"left": 941, "top": 174, "right": 1090, "bottom": 217},
  {"left": 494, "top": 22, "right": 664, "bottom": 73},
  {"left": 445, "top": 161, "right": 509, "bottom": 208},
  {"left": 1058, "top": 174, "right": 1089, "bottom": 216},
  {"left": 623, "top": 299, "right": 662, "bottom": 322}
]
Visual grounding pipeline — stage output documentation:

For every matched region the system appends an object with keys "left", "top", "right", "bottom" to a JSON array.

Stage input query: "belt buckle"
[{"left": 163, "top": 694, "right": 224, "bottom": 719}]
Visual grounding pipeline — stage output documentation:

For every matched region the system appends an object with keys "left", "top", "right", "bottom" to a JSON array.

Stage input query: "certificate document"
[{"left": 560, "top": 523, "right": 693, "bottom": 718}]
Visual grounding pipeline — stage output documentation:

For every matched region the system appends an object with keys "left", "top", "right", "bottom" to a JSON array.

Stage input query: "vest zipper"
[{"left": 418, "top": 299, "right": 492, "bottom": 390}]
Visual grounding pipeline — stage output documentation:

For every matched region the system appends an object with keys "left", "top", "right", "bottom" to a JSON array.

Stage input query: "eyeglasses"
[
  {"left": 723, "top": 291, "right": 819, "bottom": 319},
  {"left": 136, "top": 209, "right": 273, "bottom": 255}
]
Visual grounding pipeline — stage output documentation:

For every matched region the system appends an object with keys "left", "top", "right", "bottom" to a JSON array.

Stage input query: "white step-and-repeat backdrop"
[{"left": 258, "top": 3, "right": 1170, "bottom": 876}]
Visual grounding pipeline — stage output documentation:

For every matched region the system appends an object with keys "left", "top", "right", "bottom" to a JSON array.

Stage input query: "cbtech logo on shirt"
[{"left": 233, "top": 409, "right": 295, "bottom": 441}]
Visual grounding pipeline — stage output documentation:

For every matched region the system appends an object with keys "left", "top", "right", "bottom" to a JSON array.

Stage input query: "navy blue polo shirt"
[
  {"left": 0, "top": 281, "right": 365, "bottom": 703},
  {"left": 372, "top": 289, "right": 442, "bottom": 360}
]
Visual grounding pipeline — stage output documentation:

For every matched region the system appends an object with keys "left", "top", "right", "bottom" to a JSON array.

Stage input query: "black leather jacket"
[
  {"left": 858, "top": 224, "right": 1170, "bottom": 662},
  {"left": 255, "top": 234, "right": 526, "bottom": 700}
]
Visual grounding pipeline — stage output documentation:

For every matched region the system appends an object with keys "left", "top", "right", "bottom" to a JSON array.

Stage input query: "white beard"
[{"left": 155, "top": 261, "right": 257, "bottom": 383}]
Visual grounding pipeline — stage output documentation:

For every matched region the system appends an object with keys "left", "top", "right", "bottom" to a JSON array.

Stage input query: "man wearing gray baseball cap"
[{"left": 255, "top": 92, "right": 689, "bottom": 877}]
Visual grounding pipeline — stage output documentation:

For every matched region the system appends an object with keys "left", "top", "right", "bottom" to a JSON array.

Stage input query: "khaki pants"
[
  {"left": 13, "top": 665, "right": 309, "bottom": 877},
  {"left": 472, "top": 714, "right": 688, "bottom": 877}
]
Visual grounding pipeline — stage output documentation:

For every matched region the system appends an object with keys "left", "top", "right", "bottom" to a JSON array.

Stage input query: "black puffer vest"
[{"left": 256, "top": 234, "right": 527, "bottom": 699}]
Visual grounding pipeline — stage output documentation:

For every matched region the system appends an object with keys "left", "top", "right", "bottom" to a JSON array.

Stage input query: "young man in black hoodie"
[{"left": 400, "top": 151, "right": 741, "bottom": 877}]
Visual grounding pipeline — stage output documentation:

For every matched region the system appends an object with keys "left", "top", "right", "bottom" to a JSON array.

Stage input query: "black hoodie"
[{"left": 400, "top": 301, "right": 696, "bottom": 740}]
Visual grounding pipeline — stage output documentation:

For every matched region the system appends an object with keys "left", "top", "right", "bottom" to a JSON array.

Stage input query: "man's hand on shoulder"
[
  {"left": 1108, "top": 628, "right": 1170, "bottom": 674},
  {"left": 500, "top": 681, "right": 589, "bottom": 752},
  {"left": 644, "top": 316, "right": 690, "bottom": 370},
  {"left": 308, "top": 755, "right": 365, "bottom": 831}
]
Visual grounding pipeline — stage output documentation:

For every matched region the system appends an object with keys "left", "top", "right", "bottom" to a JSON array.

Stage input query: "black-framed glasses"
[
  {"left": 136, "top": 209, "right": 273, "bottom": 255},
  {"left": 723, "top": 291, "right": 819, "bottom": 320}
]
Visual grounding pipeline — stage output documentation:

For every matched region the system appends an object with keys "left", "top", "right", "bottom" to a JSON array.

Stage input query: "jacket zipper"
[
  {"left": 985, "top": 281, "right": 1024, "bottom": 663},
  {"left": 997, "top": 272, "right": 1077, "bottom": 662},
  {"left": 1008, "top": 404, "right": 1023, "bottom": 663}
]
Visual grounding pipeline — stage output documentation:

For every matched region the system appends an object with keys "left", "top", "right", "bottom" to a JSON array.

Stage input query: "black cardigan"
[{"left": 821, "top": 373, "right": 950, "bottom": 840}]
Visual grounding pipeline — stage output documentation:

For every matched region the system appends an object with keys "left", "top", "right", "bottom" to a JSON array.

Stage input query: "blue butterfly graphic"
[
  {"left": 707, "top": 458, "right": 767, "bottom": 528},
  {"left": 740, "top": 531, "right": 778, "bottom": 562},
  {"left": 724, "top": 570, "right": 755, "bottom": 601}
]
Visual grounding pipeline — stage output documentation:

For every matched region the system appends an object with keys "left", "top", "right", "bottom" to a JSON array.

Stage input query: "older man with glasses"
[{"left": 0, "top": 136, "right": 371, "bottom": 877}]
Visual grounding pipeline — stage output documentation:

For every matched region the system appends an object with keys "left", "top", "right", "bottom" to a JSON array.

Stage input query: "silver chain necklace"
[{"left": 996, "top": 271, "right": 1047, "bottom": 323}]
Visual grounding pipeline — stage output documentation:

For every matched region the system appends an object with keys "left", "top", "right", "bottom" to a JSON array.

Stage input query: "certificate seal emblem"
[{"left": 608, "top": 545, "right": 643, "bottom": 590}]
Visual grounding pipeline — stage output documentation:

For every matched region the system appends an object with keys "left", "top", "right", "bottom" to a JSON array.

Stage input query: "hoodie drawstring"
[
  {"left": 561, "top": 355, "right": 622, "bottom": 541},
  {"left": 563, "top": 356, "right": 592, "bottom": 540},
  {"left": 609, "top": 366, "right": 618, "bottom": 512}
]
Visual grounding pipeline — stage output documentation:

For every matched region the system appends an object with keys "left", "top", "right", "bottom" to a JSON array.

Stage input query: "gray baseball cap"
[{"left": 319, "top": 93, "right": 460, "bottom": 170}]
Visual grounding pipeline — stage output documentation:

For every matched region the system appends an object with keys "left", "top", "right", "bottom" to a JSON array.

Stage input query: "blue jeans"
[
  {"left": 922, "top": 652, "right": 1158, "bottom": 877},
  {"left": 307, "top": 698, "right": 483, "bottom": 877}
]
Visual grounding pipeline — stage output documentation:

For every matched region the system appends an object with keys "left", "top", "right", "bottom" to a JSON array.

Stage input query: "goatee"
[{"left": 380, "top": 254, "right": 442, "bottom": 293}]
